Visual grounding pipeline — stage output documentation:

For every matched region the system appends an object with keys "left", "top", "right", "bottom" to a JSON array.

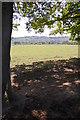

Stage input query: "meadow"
[
  {"left": 11, "top": 44, "right": 78, "bottom": 66},
  {"left": 6, "top": 44, "right": 79, "bottom": 119}
]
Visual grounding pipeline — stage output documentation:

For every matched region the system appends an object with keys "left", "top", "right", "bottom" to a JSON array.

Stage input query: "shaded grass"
[
  {"left": 11, "top": 44, "right": 78, "bottom": 66},
  {"left": 3, "top": 58, "right": 80, "bottom": 119}
]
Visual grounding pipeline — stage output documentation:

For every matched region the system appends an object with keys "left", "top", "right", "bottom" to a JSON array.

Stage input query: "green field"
[{"left": 11, "top": 44, "right": 78, "bottom": 66}]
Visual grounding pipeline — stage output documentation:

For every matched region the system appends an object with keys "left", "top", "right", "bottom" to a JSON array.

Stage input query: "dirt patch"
[{"left": 2, "top": 58, "right": 80, "bottom": 119}]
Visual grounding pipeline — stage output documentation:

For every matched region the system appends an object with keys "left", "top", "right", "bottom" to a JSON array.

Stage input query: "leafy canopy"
[{"left": 13, "top": 1, "right": 80, "bottom": 41}]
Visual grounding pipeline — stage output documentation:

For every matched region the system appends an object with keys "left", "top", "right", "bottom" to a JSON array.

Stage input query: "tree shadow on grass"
[
  {"left": 3, "top": 58, "right": 80, "bottom": 119},
  {"left": 11, "top": 58, "right": 80, "bottom": 91}
]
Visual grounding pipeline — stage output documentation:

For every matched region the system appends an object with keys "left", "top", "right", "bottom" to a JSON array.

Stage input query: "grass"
[{"left": 11, "top": 44, "right": 78, "bottom": 66}]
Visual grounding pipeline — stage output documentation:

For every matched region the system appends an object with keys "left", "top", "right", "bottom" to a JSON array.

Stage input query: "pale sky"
[
  {"left": 12, "top": 13, "right": 69, "bottom": 38},
  {"left": 12, "top": 26, "right": 53, "bottom": 37}
]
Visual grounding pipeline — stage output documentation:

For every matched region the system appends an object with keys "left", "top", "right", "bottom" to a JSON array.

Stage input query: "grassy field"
[
  {"left": 11, "top": 44, "right": 78, "bottom": 66},
  {"left": 7, "top": 45, "right": 79, "bottom": 119}
]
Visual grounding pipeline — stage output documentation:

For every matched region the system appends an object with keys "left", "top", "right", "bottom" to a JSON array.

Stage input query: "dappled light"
[
  {"left": 62, "top": 82, "right": 71, "bottom": 87},
  {"left": 32, "top": 109, "right": 47, "bottom": 120},
  {"left": 3, "top": 58, "right": 80, "bottom": 119},
  {"left": 74, "top": 80, "right": 80, "bottom": 85},
  {"left": 2, "top": 1, "right": 80, "bottom": 119}
]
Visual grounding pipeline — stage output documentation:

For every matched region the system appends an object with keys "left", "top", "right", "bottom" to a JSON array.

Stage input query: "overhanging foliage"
[{"left": 13, "top": 1, "right": 80, "bottom": 41}]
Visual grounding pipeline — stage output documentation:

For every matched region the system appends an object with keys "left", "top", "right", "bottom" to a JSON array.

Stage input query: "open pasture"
[{"left": 11, "top": 44, "right": 78, "bottom": 66}]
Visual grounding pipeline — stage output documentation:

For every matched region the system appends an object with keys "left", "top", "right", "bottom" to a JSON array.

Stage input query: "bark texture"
[{"left": 2, "top": 2, "right": 13, "bottom": 102}]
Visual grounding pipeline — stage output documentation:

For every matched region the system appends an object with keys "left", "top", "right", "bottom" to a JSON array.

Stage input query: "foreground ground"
[{"left": 2, "top": 58, "right": 80, "bottom": 119}]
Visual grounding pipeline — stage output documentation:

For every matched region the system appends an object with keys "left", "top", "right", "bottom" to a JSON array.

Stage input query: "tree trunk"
[{"left": 2, "top": 2, "right": 13, "bottom": 102}]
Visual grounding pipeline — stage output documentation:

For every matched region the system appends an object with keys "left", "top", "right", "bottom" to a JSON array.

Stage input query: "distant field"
[{"left": 11, "top": 44, "right": 78, "bottom": 66}]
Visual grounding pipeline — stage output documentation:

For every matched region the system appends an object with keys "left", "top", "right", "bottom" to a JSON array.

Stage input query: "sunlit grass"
[{"left": 11, "top": 44, "right": 78, "bottom": 66}]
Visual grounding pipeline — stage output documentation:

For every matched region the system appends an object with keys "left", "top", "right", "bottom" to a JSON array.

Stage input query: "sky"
[
  {"left": 12, "top": 13, "right": 69, "bottom": 38},
  {"left": 12, "top": 25, "right": 53, "bottom": 37}
]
